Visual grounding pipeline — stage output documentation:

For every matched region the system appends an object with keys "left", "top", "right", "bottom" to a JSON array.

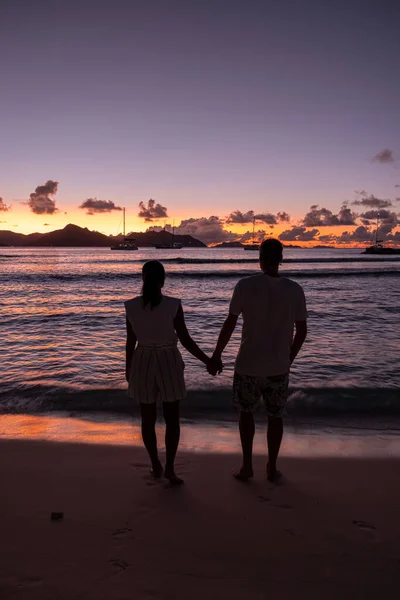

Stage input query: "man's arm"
[
  {"left": 211, "top": 280, "right": 241, "bottom": 365},
  {"left": 174, "top": 305, "right": 213, "bottom": 368},
  {"left": 212, "top": 313, "right": 238, "bottom": 361},
  {"left": 125, "top": 318, "right": 137, "bottom": 382},
  {"left": 290, "top": 320, "right": 307, "bottom": 364}
]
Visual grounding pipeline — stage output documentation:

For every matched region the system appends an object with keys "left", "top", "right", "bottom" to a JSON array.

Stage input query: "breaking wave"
[
  {"left": 1, "top": 384, "right": 399, "bottom": 416},
  {"left": 5, "top": 269, "right": 400, "bottom": 283}
]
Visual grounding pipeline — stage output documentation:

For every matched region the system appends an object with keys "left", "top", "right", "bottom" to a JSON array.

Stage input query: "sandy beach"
[{"left": 1, "top": 438, "right": 399, "bottom": 599}]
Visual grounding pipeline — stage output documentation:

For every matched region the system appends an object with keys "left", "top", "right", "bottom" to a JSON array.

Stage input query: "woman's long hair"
[{"left": 142, "top": 260, "right": 165, "bottom": 309}]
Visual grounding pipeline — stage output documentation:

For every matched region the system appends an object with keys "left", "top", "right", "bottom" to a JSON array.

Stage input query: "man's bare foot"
[
  {"left": 164, "top": 469, "right": 184, "bottom": 485},
  {"left": 233, "top": 467, "right": 254, "bottom": 481},
  {"left": 150, "top": 461, "right": 164, "bottom": 479},
  {"left": 267, "top": 463, "right": 283, "bottom": 483}
]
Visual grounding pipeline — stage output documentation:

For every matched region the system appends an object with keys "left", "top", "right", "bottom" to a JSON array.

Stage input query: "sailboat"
[
  {"left": 243, "top": 217, "right": 262, "bottom": 251},
  {"left": 155, "top": 221, "right": 183, "bottom": 249},
  {"left": 363, "top": 217, "right": 400, "bottom": 255},
  {"left": 110, "top": 208, "right": 138, "bottom": 251}
]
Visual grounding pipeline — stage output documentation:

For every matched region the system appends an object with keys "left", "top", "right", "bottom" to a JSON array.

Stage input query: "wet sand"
[{"left": 1, "top": 438, "right": 399, "bottom": 599}]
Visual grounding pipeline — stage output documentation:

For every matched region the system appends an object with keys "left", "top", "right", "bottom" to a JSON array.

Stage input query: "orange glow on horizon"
[{"left": 1, "top": 207, "right": 399, "bottom": 249}]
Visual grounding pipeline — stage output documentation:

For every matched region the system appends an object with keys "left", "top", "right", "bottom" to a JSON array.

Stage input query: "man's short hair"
[{"left": 259, "top": 238, "right": 283, "bottom": 265}]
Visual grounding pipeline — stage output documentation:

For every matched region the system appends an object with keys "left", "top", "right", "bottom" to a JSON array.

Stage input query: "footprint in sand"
[
  {"left": 273, "top": 503, "right": 292, "bottom": 510},
  {"left": 17, "top": 576, "right": 43, "bottom": 588},
  {"left": 130, "top": 462, "right": 149, "bottom": 470},
  {"left": 109, "top": 558, "right": 130, "bottom": 572},
  {"left": 258, "top": 495, "right": 271, "bottom": 503},
  {"left": 353, "top": 519, "right": 376, "bottom": 532},
  {"left": 112, "top": 527, "right": 133, "bottom": 539},
  {"left": 284, "top": 527, "right": 303, "bottom": 536}
]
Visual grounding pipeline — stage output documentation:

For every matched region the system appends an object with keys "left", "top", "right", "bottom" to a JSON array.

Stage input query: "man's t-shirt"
[{"left": 229, "top": 274, "right": 307, "bottom": 377}]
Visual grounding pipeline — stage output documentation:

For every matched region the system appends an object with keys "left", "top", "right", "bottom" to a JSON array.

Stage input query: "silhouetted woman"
[{"left": 125, "top": 260, "right": 215, "bottom": 484}]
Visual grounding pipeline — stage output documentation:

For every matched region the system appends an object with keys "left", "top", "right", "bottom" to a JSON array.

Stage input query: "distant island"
[
  {"left": 213, "top": 241, "right": 244, "bottom": 248},
  {"left": 0, "top": 224, "right": 206, "bottom": 248},
  {"left": 312, "top": 245, "right": 338, "bottom": 249},
  {"left": 213, "top": 241, "right": 303, "bottom": 249}
]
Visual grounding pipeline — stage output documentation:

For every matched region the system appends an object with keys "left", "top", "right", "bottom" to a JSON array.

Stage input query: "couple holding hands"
[{"left": 125, "top": 239, "right": 307, "bottom": 485}]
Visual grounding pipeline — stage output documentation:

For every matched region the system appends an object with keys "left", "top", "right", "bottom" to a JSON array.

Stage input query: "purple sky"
[{"left": 0, "top": 0, "right": 399, "bottom": 236}]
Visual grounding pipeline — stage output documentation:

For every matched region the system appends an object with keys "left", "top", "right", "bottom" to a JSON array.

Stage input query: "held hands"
[{"left": 206, "top": 354, "right": 224, "bottom": 377}]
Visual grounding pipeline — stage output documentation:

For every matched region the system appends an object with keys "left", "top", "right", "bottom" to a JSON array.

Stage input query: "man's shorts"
[{"left": 233, "top": 372, "right": 289, "bottom": 417}]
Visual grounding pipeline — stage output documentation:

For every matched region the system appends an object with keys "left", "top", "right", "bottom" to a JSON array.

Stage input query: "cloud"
[
  {"left": 79, "top": 198, "right": 123, "bottom": 215},
  {"left": 226, "top": 210, "right": 277, "bottom": 224},
  {"left": 279, "top": 226, "right": 319, "bottom": 242},
  {"left": 43, "top": 223, "right": 51, "bottom": 226},
  {"left": 226, "top": 210, "right": 255, "bottom": 224},
  {"left": 317, "top": 234, "right": 337, "bottom": 244},
  {"left": 372, "top": 149, "right": 394, "bottom": 164},
  {"left": 28, "top": 180, "right": 59, "bottom": 215},
  {"left": 0, "top": 220, "right": 7, "bottom": 223},
  {"left": 302, "top": 204, "right": 356, "bottom": 226},
  {"left": 255, "top": 212, "right": 278, "bottom": 225},
  {"left": 333, "top": 226, "right": 373, "bottom": 244},
  {"left": 0, "top": 197, "right": 11, "bottom": 212},
  {"left": 152, "top": 218, "right": 272, "bottom": 244},
  {"left": 395, "top": 184, "right": 400, "bottom": 188},
  {"left": 321, "top": 216, "right": 400, "bottom": 244},
  {"left": 277, "top": 211, "right": 290, "bottom": 223},
  {"left": 226, "top": 209, "right": 290, "bottom": 225},
  {"left": 239, "top": 229, "right": 268, "bottom": 243},
  {"left": 138, "top": 198, "right": 168, "bottom": 221},
  {"left": 176, "top": 216, "right": 236, "bottom": 245},
  {"left": 337, "top": 205, "right": 358, "bottom": 225},
  {"left": 359, "top": 209, "right": 398, "bottom": 235},
  {"left": 352, "top": 192, "right": 393, "bottom": 209},
  {"left": 360, "top": 209, "right": 392, "bottom": 220},
  {"left": 387, "top": 231, "right": 400, "bottom": 242}
]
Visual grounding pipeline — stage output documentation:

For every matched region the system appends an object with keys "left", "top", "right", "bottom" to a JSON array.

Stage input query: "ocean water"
[{"left": 1, "top": 247, "right": 399, "bottom": 416}]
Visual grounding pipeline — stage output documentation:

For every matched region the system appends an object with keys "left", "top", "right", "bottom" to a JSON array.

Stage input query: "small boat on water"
[
  {"left": 243, "top": 242, "right": 260, "bottom": 251},
  {"left": 155, "top": 223, "right": 183, "bottom": 249},
  {"left": 362, "top": 218, "right": 400, "bottom": 255},
  {"left": 155, "top": 242, "right": 183, "bottom": 250},
  {"left": 111, "top": 237, "right": 139, "bottom": 251},
  {"left": 110, "top": 208, "right": 138, "bottom": 251},
  {"left": 363, "top": 244, "right": 400, "bottom": 255},
  {"left": 243, "top": 217, "right": 261, "bottom": 250}
]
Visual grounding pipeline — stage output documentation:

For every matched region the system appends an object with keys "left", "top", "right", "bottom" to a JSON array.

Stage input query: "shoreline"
[
  {"left": 1, "top": 385, "right": 400, "bottom": 416},
  {"left": 2, "top": 413, "right": 400, "bottom": 457},
  {"left": 1, "top": 438, "right": 399, "bottom": 599}
]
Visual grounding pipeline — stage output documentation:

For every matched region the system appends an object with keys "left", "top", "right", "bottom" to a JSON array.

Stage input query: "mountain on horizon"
[{"left": 0, "top": 224, "right": 206, "bottom": 248}]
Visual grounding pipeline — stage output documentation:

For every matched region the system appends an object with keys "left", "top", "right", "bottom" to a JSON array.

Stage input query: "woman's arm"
[
  {"left": 173, "top": 305, "right": 214, "bottom": 368},
  {"left": 125, "top": 318, "right": 137, "bottom": 382}
]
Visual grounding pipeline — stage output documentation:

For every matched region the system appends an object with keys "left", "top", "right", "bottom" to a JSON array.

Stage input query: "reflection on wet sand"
[{"left": 1, "top": 414, "right": 400, "bottom": 457}]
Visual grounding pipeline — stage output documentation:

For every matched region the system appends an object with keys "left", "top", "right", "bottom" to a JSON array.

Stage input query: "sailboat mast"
[
  {"left": 172, "top": 219, "right": 175, "bottom": 247},
  {"left": 375, "top": 216, "right": 380, "bottom": 245},
  {"left": 123, "top": 207, "right": 126, "bottom": 237},
  {"left": 253, "top": 217, "right": 255, "bottom": 242}
]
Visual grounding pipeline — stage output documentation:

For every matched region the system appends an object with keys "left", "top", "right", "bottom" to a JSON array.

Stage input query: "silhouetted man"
[{"left": 211, "top": 239, "right": 307, "bottom": 481}]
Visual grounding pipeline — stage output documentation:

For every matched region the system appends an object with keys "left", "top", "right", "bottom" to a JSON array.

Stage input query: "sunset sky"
[{"left": 0, "top": 0, "right": 399, "bottom": 245}]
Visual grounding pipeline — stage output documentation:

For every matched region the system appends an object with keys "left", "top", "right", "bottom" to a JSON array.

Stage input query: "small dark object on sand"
[{"left": 50, "top": 512, "right": 64, "bottom": 521}]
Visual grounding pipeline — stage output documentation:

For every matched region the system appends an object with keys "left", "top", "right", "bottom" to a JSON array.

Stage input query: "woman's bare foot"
[
  {"left": 164, "top": 469, "right": 184, "bottom": 485},
  {"left": 233, "top": 467, "right": 254, "bottom": 481},
  {"left": 266, "top": 463, "right": 282, "bottom": 483},
  {"left": 150, "top": 461, "right": 164, "bottom": 479}
]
